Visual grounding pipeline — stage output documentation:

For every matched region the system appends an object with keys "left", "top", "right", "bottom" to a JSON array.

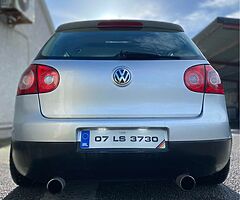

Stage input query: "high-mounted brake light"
[
  {"left": 97, "top": 21, "right": 143, "bottom": 28},
  {"left": 184, "top": 64, "right": 224, "bottom": 94},
  {"left": 17, "top": 64, "right": 60, "bottom": 96}
]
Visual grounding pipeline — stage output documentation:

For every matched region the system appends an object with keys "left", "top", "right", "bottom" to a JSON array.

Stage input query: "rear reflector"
[
  {"left": 184, "top": 64, "right": 224, "bottom": 94},
  {"left": 17, "top": 64, "right": 60, "bottom": 95},
  {"left": 97, "top": 21, "right": 143, "bottom": 28}
]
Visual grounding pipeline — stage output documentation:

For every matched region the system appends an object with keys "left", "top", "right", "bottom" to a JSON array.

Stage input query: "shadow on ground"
[
  {"left": 0, "top": 138, "right": 11, "bottom": 148},
  {"left": 3, "top": 181, "right": 240, "bottom": 200}
]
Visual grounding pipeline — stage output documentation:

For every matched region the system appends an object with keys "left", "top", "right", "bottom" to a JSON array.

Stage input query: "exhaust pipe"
[
  {"left": 176, "top": 174, "right": 196, "bottom": 191},
  {"left": 47, "top": 177, "right": 66, "bottom": 194}
]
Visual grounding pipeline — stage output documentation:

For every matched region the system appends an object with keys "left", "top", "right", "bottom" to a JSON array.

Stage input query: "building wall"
[{"left": 0, "top": 0, "right": 54, "bottom": 127}]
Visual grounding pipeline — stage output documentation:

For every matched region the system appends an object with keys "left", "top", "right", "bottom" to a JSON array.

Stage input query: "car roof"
[{"left": 56, "top": 20, "right": 184, "bottom": 32}]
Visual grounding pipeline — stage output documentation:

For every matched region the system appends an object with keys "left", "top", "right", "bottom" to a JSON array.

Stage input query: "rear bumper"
[
  {"left": 12, "top": 138, "right": 232, "bottom": 182},
  {"left": 13, "top": 94, "right": 231, "bottom": 142}
]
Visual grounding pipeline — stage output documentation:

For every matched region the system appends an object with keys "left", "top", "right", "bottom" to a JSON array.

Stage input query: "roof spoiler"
[{"left": 56, "top": 20, "right": 184, "bottom": 32}]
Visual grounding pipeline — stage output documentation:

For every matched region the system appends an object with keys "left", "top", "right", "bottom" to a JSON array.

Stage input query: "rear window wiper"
[{"left": 114, "top": 50, "right": 182, "bottom": 60}]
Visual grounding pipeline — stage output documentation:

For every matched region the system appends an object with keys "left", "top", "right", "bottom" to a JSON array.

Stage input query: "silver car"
[{"left": 11, "top": 20, "right": 231, "bottom": 192}]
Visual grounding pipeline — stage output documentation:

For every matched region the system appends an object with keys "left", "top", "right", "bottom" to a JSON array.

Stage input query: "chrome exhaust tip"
[
  {"left": 176, "top": 174, "right": 196, "bottom": 191},
  {"left": 46, "top": 177, "right": 66, "bottom": 194}
]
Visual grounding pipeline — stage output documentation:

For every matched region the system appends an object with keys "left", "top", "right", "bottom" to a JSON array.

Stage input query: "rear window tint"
[{"left": 38, "top": 31, "right": 204, "bottom": 60}]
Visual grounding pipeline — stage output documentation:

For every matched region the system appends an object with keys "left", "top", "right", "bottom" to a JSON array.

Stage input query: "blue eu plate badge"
[{"left": 80, "top": 130, "right": 90, "bottom": 149}]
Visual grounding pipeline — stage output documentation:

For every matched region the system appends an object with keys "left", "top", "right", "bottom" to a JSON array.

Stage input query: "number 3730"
[{"left": 130, "top": 136, "right": 158, "bottom": 142}]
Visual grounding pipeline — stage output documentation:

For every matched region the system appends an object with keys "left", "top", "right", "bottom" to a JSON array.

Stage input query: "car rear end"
[{"left": 11, "top": 20, "right": 231, "bottom": 183}]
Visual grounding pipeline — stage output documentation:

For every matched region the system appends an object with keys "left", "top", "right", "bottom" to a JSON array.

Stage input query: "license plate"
[{"left": 77, "top": 128, "right": 167, "bottom": 149}]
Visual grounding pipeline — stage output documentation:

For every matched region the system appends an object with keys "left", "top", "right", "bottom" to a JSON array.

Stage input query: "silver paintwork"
[
  {"left": 12, "top": 93, "right": 231, "bottom": 142},
  {"left": 33, "top": 59, "right": 206, "bottom": 119}
]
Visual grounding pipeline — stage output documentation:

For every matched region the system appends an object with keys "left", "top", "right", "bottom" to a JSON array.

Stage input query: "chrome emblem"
[{"left": 112, "top": 67, "right": 131, "bottom": 87}]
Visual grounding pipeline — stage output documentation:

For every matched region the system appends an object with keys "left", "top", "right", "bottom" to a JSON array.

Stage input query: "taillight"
[
  {"left": 184, "top": 64, "right": 224, "bottom": 94},
  {"left": 17, "top": 64, "right": 60, "bottom": 96},
  {"left": 205, "top": 65, "right": 224, "bottom": 94},
  {"left": 17, "top": 65, "right": 38, "bottom": 95},
  {"left": 37, "top": 65, "right": 60, "bottom": 93},
  {"left": 97, "top": 21, "right": 143, "bottom": 28},
  {"left": 184, "top": 65, "right": 205, "bottom": 93}
]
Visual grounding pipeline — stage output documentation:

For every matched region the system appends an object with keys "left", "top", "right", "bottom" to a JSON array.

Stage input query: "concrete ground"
[
  {"left": 0, "top": 128, "right": 11, "bottom": 148},
  {"left": 0, "top": 131, "right": 239, "bottom": 200}
]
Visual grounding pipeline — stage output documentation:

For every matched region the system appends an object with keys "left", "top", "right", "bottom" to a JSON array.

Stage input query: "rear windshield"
[{"left": 38, "top": 31, "right": 204, "bottom": 60}]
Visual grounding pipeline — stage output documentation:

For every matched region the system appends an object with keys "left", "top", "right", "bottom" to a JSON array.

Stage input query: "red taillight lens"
[
  {"left": 184, "top": 64, "right": 224, "bottom": 94},
  {"left": 37, "top": 65, "right": 60, "bottom": 93},
  {"left": 17, "top": 64, "right": 60, "bottom": 95},
  {"left": 184, "top": 65, "right": 205, "bottom": 93},
  {"left": 205, "top": 65, "right": 224, "bottom": 94},
  {"left": 17, "top": 65, "right": 38, "bottom": 95},
  {"left": 97, "top": 21, "right": 143, "bottom": 28}
]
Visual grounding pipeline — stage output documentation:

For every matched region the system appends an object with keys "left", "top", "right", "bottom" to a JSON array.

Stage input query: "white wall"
[{"left": 0, "top": 0, "right": 54, "bottom": 127}]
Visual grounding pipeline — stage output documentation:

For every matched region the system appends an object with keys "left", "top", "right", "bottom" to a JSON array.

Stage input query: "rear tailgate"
[{"left": 36, "top": 59, "right": 205, "bottom": 118}]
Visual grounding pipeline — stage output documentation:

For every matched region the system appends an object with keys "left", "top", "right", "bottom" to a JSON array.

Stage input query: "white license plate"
[{"left": 77, "top": 128, "right": 168, "bottom": 149}]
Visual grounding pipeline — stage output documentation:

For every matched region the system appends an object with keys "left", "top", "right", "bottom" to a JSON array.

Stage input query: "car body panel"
[
  {"left": 34, "top": 59, "right": 206, "bottom": 119},
  {"left": 12, "top": 94, "right": 231, "bottom": 142},
  {"left": 12, "top": 139, "right": 232, "bottom": 181}
]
